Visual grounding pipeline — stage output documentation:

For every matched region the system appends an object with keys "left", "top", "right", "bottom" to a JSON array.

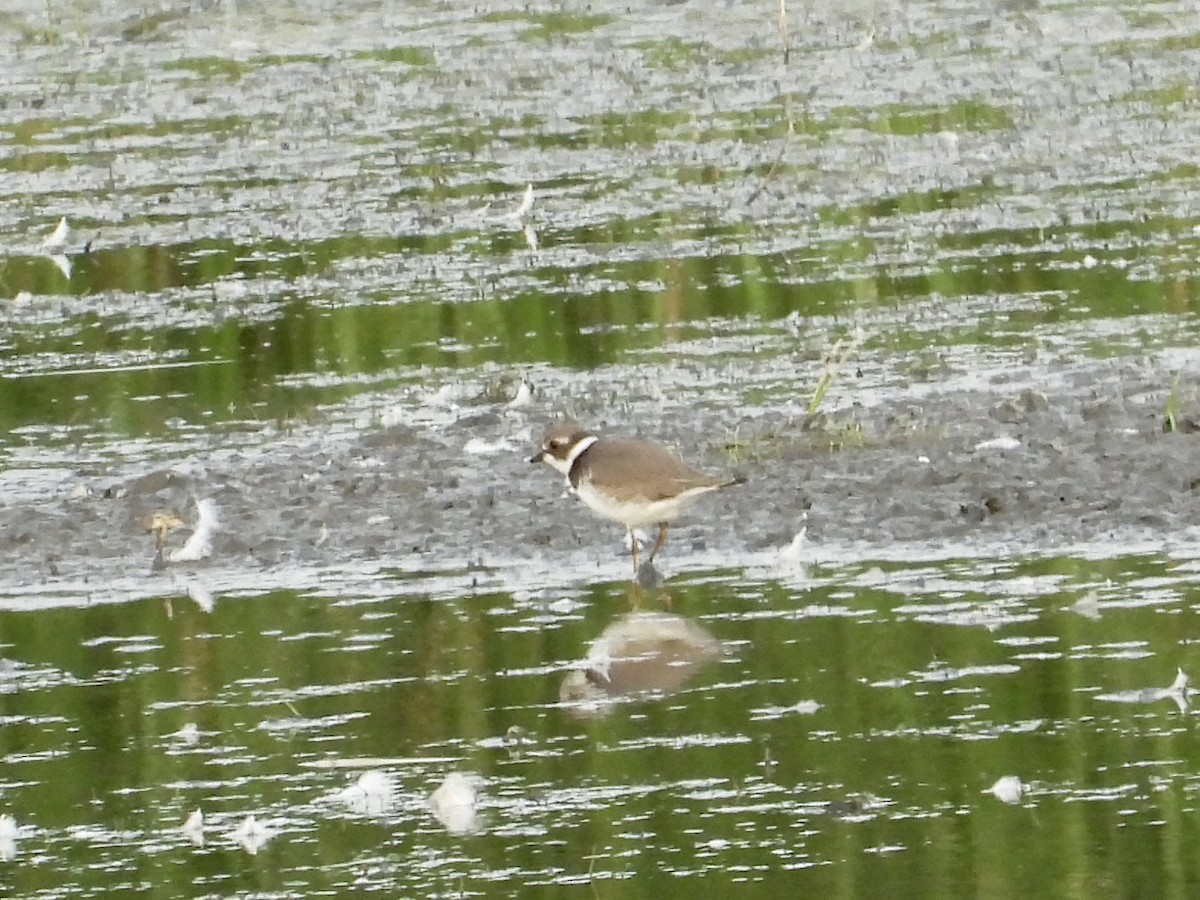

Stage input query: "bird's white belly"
[{"left": 574, "top": 479, "right": 713, "bottom": 528}]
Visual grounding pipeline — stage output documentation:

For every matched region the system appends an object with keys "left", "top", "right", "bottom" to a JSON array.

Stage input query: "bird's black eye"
[{"left": 549, "top": 438, "right": 565, "bottom": 449}]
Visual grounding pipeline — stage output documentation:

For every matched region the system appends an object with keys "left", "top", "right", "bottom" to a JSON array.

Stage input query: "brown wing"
[{"left": 578, "top": 438, "right": 725, "bottom": 501}]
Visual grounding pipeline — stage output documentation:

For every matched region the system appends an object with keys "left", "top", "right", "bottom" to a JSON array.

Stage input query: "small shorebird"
[{"left": 530, "top": 421, "right": 745, "bottom": 574}]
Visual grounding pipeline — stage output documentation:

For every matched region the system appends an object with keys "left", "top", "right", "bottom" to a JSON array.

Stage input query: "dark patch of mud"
[{"left": 3, "top": 350, "right": 1198, "bottom": 606}]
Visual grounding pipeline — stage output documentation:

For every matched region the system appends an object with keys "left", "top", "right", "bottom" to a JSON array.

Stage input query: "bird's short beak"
[{"left": 528, "top": 450, "right": 546, "bottom": 464}]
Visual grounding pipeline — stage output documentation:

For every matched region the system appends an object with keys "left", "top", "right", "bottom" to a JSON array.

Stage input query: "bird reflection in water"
[{"left": 560, "top": 611, "right": 723, "bottom": 716}]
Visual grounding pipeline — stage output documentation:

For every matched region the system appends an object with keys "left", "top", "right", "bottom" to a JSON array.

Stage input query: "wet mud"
[
  {"left": 3, "top": 344, "right": 1197, "bottom": 606},
  {"left": 2, "top": 0, "right": 1200, "bottom": 610}
]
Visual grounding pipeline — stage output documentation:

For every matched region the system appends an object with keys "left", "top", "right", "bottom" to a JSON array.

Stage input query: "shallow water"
[
  {"left": 4, "top": 0, "right": 1200, "bottom": 896},
  {"left": 3, "top": 557, "right": 1199, "bottom": 896}
]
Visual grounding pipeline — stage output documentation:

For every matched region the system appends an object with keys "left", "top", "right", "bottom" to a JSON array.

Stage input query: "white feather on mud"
[
  {"left": 974, "top": 435, "right": 1021, "bottom": 452},
  {"left": 41, "top": 216, "right": 70, "bottom": 250},
  {"left": 464, "top": 437, "right": 516, "bottom": 456},
  {"left": 505, "top": 378, "right": 533, "bottom": 409},
  {"left": 40, "top": 217, "right": 74, "bottom": 280},
  {"left": 168, "top": 499, "right": 220, "bottom": 562},
  {"left": 509, "top": 183, "right": 534, "bottom": 221},
  {"left": 775, "top": 513, "right": 809, "bottom": 568}
]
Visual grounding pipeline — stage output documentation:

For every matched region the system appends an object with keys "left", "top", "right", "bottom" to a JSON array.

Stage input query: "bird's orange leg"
[{"left": 649, "top": 522, "right": 669, "bottom": 562}]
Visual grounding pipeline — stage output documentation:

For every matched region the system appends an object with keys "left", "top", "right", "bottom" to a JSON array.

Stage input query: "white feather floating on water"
[
  {"left": 171, "top": 722, "right": 201, "bottom": 745},
  {"left": 48, "top": 253, "right": 72, "bottom": 280},
  {"left": 181, "top": 808, "right": 205, "bottom": 846},
  {"left": 227, "top": 814, "right": 274, "bottom": 854},
  {"left": 186, "top": 580, "right": 215, "bottom": 612},
  {"left": 1069, "top": 591, "right": 1102, "bottom": 620},
  {"left": 0, "top": 813, "right": 19, "bottom": 861},
  {"left": 749, "top": 699, "right": 821, "bottom": 721},
  {"left": 40, "top": 217, "right": 75, "bottom": 279},
  {"left": 1095, "top": 667, "right": 1191, "bottom": 712},
  {"left": 338, "top": 770, "right": 398, "bottom": 816},
  {"left": 429, "top": 772, "right": 483, "bottom": 836},
  {"left": 1165, "top": 667, "right": 1190, "bottom": 712},
  {"left": 987, "top": 775, "right": 1025, "bottom": 805}
]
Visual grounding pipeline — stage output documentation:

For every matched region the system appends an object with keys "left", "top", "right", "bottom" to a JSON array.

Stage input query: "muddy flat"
[{"left": 2, "top": 0, "right": 1200, "bottom": 896}]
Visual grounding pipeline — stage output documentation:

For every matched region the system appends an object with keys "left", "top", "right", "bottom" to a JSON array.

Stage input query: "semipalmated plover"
[{"left": 529, "top": 422, "right": 745, "bottom": 574}]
